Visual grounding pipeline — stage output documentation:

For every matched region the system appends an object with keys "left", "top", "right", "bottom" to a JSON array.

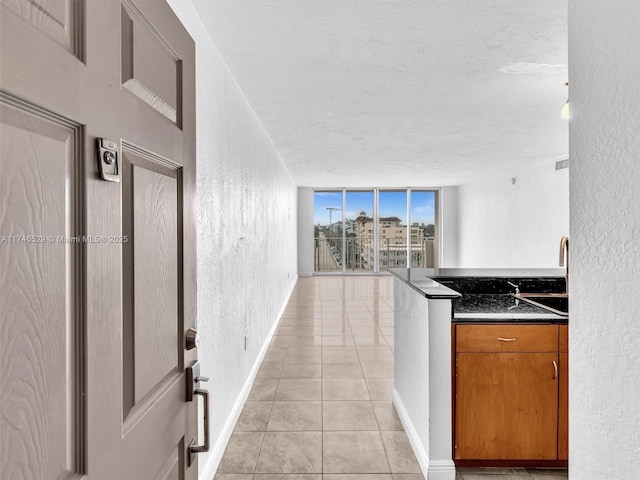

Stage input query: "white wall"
[
  {"left": 569, "top": 2, "right": 640, "bottom": 478},
  {"left": 167, "top": 2, "right": 298, "bottom": 476},
  {"left": 393, "top": 279, "right": 456, "bottom": 479},
  {"left": 297, "top": 187, "right": 314, "bottom": 275},
  {"left": 456, "top": 159, "right": 569, "bottom": 267},
  {"left": 393, "top": 279, "right": 431, "bottom": 466},
  {"left": 440, "top": 186, "right": 458, "bottom": 267}
]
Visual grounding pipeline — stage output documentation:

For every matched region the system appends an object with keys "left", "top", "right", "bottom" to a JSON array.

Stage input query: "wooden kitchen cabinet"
[
  {"left": 454, "top": 324, "right": 567, "bottom": 463},
  {"left": 558, "top": 325, "right": 569, "bottom": 460}
]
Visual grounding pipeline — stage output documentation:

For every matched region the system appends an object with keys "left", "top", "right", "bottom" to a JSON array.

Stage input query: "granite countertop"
[
  {"left": 388, "top": 269, "right": 461, "bottom": 299},
  {"left": 453, "top": 294, "right": 568, "bottom": 323},
  {"left": 391, "top": 267, "right": 566, "bottom": 278},
  {"left": 389, "top": 268, "right": 569, "bottom": 323}
]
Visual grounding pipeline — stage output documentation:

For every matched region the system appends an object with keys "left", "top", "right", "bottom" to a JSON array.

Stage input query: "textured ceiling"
[{"left": 191, "top": 0, "right": 568, "bottom": 187}]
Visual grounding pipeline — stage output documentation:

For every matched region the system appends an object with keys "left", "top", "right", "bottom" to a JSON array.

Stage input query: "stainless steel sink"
[{"left": 513, "top": 293, "right": 569, "bottom": 316}]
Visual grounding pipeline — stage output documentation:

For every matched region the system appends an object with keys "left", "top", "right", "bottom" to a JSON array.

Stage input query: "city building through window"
[{"left": 313, "top": 189, "right": 438, "bottom": 274}]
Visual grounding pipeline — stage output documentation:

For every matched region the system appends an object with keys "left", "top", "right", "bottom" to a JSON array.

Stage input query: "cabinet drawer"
[{"left": 456, "top": 324, "right": 558, "bottom": 352}]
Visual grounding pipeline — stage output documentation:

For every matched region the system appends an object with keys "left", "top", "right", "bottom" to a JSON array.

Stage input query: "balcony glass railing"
[{"left": 314, "top": 236, "right": 434, "bottom": 272}]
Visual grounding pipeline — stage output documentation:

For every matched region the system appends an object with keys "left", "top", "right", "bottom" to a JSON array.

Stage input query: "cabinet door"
[
  {"left": 455, "top": 353, "right": 559, "bottom": 460},
  {"left": 558, "top": 352, "right": 569, "bottom": 460}
]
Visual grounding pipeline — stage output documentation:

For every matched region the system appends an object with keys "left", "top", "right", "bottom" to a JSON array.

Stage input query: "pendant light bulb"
[
  {"left": 561, "top": 100, "right": 570, "bottom": 119},
  {"left": 561, "top": 81, "right": 570, "bottom": 119}
]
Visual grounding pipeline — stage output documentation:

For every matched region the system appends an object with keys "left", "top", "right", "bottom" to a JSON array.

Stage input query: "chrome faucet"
[
  {"left": 559, "top": 236, "right": 569, "bottom": 294},
  {"left": 507, "top": 281, "right": 520, "bottom": 308}
]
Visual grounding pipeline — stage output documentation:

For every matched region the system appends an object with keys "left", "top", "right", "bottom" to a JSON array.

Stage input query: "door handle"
[
  {"left": 188, "top": 388, "right": 210, "bottom": 466},
  {"left": 186, "top": 360, "right": 210, "bottom": 466},
  {"left": 552, "top": 360, "right": 558, "bottom": 379}
]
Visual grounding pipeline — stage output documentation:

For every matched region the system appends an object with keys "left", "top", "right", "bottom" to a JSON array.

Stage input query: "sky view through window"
[{"left": 314, "top": 190, "right": 435, "bottom": 225}]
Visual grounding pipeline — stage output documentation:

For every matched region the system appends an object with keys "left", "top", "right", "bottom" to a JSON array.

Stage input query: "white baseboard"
[
  {"left": 392, "top": 389, "right": 456, "bottom": 480},
  {"left": 199, "top": 277, "right": 298, "bottom": 480},
  {"left": 427, "top": 460, "right": 457, "bottom": 480},
  {"left": 393, "top": 389, "right": 429, "bottom": 478}
]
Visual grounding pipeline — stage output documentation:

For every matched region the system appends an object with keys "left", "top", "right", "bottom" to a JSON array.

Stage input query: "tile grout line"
[
  {"left": 253, "top": 310, "right": 285, "bottom": 476},
  {"left": 358, "top": 290, "right": 394, "bottom": 476},
  {"left": 348, "top": 283, "right": 392, "bottom": 475}
]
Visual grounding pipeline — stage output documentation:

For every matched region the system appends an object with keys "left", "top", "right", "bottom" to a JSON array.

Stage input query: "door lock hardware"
[
  {"left": 186, "top": 360, "right": 208, "bottom": 401},
  {"left": 186, "top": 360, "right": 210, "bottom": 466},
  {"left": 103, "top": 151, "right": 116, "bottom": 164},
  {"left": 97, "top": 138, "right": 120, "bottom": 182},
  {"left": 185, "top": 328, "right": 199, "bottom": 350},
  {"left": 187, "top": 388, "right": 210, "bottom": 466}
]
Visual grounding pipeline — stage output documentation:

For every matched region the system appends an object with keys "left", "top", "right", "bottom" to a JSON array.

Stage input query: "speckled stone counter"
[
  {"left": 390, "top": 268, "right": 569, "bottom": 323},
  {"left": 387, "top": 269, "right": 461, "bottom": 299},
  {"left": 453, "top": 294, "right": 567, "bottom": 322}
]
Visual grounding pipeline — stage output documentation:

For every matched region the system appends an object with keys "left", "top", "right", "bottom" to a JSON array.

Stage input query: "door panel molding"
[
  {"left": 1, "top": 0, "right": 85, "bottom": 61},
  {"left": 122, "top": 370, "right": 182, "bottom": 436},
  {"left": 153, "top": 438, "right": 184, "bottom": 480},
  {"left": 121, "top": 141, "right": 184, "bottom": 428},
  {"left": 0, "top": 91, "right": 86, "bottom": 478},
  {"left": 121, "top": 0, "right": 183, "bottom": 127}
]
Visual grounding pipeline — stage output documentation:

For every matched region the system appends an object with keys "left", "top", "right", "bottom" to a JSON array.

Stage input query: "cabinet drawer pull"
[
  {"left": 553, "top": 360, "right": 558, "bottom": 379},
  {"left": 497, "top": 337, "right": 517, "bottom": 342}
]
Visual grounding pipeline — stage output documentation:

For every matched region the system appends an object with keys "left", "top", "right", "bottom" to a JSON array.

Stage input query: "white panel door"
[{"left": 0, "top": 1, "right": 199, "bottom": 478}]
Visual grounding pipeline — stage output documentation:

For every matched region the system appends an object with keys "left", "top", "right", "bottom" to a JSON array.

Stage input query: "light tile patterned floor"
[{"left": 215, "top": 276, "right": 568, "bottom": 480}]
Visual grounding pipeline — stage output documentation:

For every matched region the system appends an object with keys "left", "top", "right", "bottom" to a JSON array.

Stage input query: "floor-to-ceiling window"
[
  {"left": 378, "top": 190, "right": 408, "bottom": 271},
  {"left": 313, "top": 191, "right": 343, "bottom": 273},
  {"left": 409, "top": 190, "right": 437, "bottom": 268},
  {"left": 345, "top": 190, "right": 374, "bottom": 272},
  {"left": 314, "top": 189, "right": 439, "bottom": 274}
]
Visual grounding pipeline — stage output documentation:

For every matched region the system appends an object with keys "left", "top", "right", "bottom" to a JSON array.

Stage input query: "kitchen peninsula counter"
[
  {"left": 388, "top": 268, "right": 568, "bottom": 479},
  {"left": 390, "top": 267, "right": 568, "bottom": 322}
]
